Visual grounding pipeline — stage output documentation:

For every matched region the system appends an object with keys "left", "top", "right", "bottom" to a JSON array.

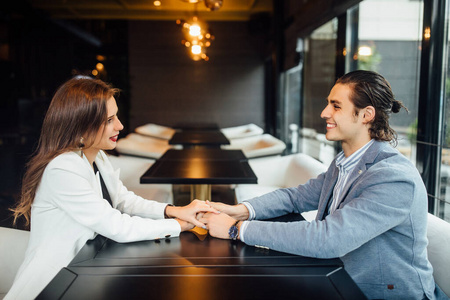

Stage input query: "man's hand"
[
  {"left": 175, "top": 218, "right": 195, "bottom": 232},
  {"left": 206, "top": 200, "right": 249, "bottom": 221},
  {"left": 200, "top": 212, "right": 239, "bottom": 239}
]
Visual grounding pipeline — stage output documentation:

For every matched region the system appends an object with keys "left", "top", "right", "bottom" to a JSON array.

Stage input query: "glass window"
[
  {"left": 301, "top": 19, "right": 339, "bottom": 166},
  {"left": 439, "top": 0, "right": 450, "bottom": 221},
  {"left": 348, "top": 0, "right": 423, "bottom": 164}
]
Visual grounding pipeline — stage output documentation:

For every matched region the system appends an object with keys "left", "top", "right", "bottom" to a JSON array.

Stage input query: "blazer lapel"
[
  {"left": 95, "top": 151, "right": 121, "bottom": 207},
  {"left": 331, "top": 141, "right": 385, "bottom": 211},
  {"left": 317, "top": 164, "right": 339, "bottom": 220}
]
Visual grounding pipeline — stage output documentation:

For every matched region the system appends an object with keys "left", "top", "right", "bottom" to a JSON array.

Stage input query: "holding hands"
[
  {"left": 165, "top": 199, "right": 219, "bottom": 231},
  {"left": 166, "top": 199, "right": 249, "bottom": 239}
]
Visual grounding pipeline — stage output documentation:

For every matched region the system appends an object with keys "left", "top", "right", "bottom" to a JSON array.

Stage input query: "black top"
[{"left": 93, "top": 162, "right": 113, "bottom": 207}]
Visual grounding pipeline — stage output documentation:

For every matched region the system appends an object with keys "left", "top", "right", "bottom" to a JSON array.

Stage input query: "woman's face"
[{"left": 91, "top": 97, "right": 124, "bottom": 151}]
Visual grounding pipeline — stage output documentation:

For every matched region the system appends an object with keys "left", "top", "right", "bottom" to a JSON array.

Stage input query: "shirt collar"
[{"left": 335, "top": 139, "right": 374, "bottom": 171}]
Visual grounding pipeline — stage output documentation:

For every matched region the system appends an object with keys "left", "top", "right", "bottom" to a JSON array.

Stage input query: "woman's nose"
[{"left": 116, "top": 118, "right": 124, "bottom": 131}]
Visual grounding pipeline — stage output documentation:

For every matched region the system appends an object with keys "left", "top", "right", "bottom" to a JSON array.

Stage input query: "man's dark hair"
[{"left": 336, "top": 70, "right": 408, "bottom": 146}]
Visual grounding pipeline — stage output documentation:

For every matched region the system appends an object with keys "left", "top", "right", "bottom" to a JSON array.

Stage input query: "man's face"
[{"left": 321, "top": 83, "right": 370, "bottom": 154}]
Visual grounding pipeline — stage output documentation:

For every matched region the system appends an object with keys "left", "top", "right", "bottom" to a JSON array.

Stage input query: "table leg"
[{"left": 190, "top": 184, "right": 211, "bottom": 201}]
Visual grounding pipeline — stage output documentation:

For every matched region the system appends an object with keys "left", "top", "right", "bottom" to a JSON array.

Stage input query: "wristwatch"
[{"left": 228, "top": 220, "right": 240, "bottom": 240}]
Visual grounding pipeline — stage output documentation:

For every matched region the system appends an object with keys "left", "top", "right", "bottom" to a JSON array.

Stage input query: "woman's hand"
[
  {"left": 165, "top": 200, "right": 219, "bottom": 229},
  {"left": 206, "top": 200, "right": 249, "bottom": 221}
]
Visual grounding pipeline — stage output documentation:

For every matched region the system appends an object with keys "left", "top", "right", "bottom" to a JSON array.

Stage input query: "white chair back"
[
  {"left": 0, "top": 227, "right": 30, "bottom": 298},
  {"left": 427, "top": 213, "right": 450, "bottom": 297}
]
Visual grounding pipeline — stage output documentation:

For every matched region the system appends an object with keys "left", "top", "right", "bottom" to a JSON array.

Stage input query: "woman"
[{"left": 7, "top": 76, "right": 217, "bottom": 299}]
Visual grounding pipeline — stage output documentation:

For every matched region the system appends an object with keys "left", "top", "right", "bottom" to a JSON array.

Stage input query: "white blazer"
[{"left": 6, "top": 151, "right": 180, "bottom": 300}]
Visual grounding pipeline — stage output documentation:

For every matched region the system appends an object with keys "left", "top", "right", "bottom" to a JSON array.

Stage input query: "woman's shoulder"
[{"left": 47, "top": 151, "right": 89, "bottom": 173}]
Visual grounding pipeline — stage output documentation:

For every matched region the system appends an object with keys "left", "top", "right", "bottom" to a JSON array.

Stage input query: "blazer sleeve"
[
  {"left": 42, "top": 160, "right": 181, "bottom": 243},
  {"left": 245, "top": 171, "right": 327, "bottom": 220},
  {"left": 242, "top": 164, "right": 418, "bottom": 259}
]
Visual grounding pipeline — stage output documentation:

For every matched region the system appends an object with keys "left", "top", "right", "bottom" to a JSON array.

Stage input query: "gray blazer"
[{"left": 243, "top": 141, "right": 437, "bottom": 299}]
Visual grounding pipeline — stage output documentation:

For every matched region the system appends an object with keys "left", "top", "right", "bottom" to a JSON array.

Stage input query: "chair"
[
  {"left": 222, "top": 134, "right": 286, "bottom": 158},
  {"left": 0, "top": 227, "right": 30, "bottom": 299},
  {"left": 134, "top": 123, "right": 176, "bottom": 140},
  {"left": 427, "top": 213, "right": 450, "bottom": 297},
  {"left": 220, "top": 123, "right": 264, "bottom": 140},
  {"left": 235, "top": 153, "right": 327, "bottom": 220},
  {"left": 115, "top": 133, "right": 179, "bottom": 159},
  {"left": 108, "top": 155, "right": 173, "bottom": 204}
]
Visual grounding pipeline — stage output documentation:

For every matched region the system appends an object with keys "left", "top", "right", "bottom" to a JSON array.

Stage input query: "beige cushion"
[
  {"left": 222, "top": 134, "right": 286, "bottom": 158},
  {"left": 221, "top": 123, "right": 264, "bottom": 140},
  {"left": 116, "top": 133, "right": 179, "bottom": 159},
  {"left": 134, "top": 123, "right": 175, "bottom": 140},
  {"left": 427, "top": 213, "right": 450, "bottom": 297},
  {"left": 0, "top": 227, "right": 30, "bottom": 298}
]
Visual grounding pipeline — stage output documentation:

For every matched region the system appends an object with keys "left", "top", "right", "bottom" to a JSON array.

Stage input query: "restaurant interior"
[{"left": 1, "top": 0, "right": 450, "bottom": 299}]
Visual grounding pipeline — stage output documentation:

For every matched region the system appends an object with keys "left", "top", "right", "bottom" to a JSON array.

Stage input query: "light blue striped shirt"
[
  {"left": 240, "top": 139, "right": 374, "bottom": 242},
  {"left": 328, "top": 139, "right": 374, "bottom": 214}
]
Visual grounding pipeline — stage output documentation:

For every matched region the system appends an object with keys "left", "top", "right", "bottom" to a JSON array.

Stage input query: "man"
[{"left": 201, "top": 70, "right": 447, "bottom": 299}]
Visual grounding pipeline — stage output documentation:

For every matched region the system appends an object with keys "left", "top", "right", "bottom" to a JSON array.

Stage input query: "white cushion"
[
  {"left": 245, "top": 153, "right": 327, "bottom": 188},
  {"left": 222, "top": 134, "right": 286, "bottom": 158},
  {"left": 221, "top": 123, "right": 264, "bottom": 140},
  {"left": 235, "top": 185, "right": 279, "bottom": 203},
  {"left": 235, "top": 153, "right": 327, "bottom": 215},
  {"left": 108, "top": 155, "right": 173, "bottom": 204},
  {"left": 134, "top": 123, "right": 175, "bottom": 140},
  {"left": 283, "top": 153, "right": 328, "bottom": 187},
  {"left": 0, "top": 227, "right": 30, "bottom": 297},
  {"left": 427, "top": 213, "right": 450, "bottom": 297},
  {"left": 115, "top": 133, "right": 178, "bottom": 159}
]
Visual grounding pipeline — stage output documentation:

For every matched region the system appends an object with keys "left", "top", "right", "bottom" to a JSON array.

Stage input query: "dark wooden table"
[
  {"left": 172, "top": 122, "right": 220, "bottom": 131},
  {"left": 140, "top": 149, "right": 257, "bottom": 201},
  {"left": 169, "top": 130, "right": 230, "bottom": 148},
  {"left": 38, "top": 232, "right": 367, "bottom": 300}
]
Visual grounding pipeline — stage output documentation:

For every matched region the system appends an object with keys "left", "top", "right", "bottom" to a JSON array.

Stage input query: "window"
[
  {"left": 347, "top": 0, "right": 423, "bottom": 164},
  {"left": 438, "top": 0, "right": 450, "bottom": 221},
  {"left": 300, "top": 19, "right": 339, "bottom": 166}
]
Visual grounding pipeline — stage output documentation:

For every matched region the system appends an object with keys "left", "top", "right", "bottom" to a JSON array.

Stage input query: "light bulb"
[
  {"left": 191, "top": 45, "right": 202, "bottom": 55},
  {"left": 189, "top": 25, "right": 201, "bottom": 36}
]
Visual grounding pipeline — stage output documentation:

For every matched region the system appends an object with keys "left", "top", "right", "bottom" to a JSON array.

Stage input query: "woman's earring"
[{"left": 79, "top": 137, "right": 85, "bottom": 149}]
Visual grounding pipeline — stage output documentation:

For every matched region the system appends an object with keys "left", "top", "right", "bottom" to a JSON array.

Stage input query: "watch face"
[{"left": 228, "top": 226, "right": 238, "bottom": 240}]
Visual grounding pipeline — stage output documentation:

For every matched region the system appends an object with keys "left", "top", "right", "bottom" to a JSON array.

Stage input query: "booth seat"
[
  {"left": 134, "top": 123, "right": 175, "bottom": 140},
  {"left": 427, "top": 213, "right": 450, "bottom": 297},
  {"left": 220, "top": 123, "right": 264, "bottom": 140},
  {"left": 222, "top": 134, "right": 286, "bottom": 158},
  {"left": 108, "top": 155, "right": 173, "bottom": 204},
  {"left": 115, "top": 133, "right": 180, "bottom": 159},
  {"left": 0, "top": 227, "right": 30, "bottom": 299},
  {"left": 235, "top": 153, "right": 327, "bottom": 220}
]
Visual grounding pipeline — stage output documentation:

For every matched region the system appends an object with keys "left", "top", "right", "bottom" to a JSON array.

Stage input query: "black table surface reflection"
[
  {"left": 38, "top": 232, "right": 366, "bottom": 300},
  {"left": 140, "top": 149, "right": 257, "bottom": 185},
  {"left": 169, "top": 130, "right": 230, "bottom": 147}
]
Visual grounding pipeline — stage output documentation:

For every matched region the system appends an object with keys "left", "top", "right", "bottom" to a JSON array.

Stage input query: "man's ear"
[{"left": 362, "top": 106, "right": 375, "bottom": 124}]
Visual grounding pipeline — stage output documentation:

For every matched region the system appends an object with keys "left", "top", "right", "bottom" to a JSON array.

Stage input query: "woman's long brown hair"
[{"left": 11, "top": 77, "right": 119, "bottom": 227}]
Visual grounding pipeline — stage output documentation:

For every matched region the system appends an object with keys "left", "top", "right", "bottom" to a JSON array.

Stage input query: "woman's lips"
[{"left": 110, "top": 135, "right": 119, "bottom": 142}]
